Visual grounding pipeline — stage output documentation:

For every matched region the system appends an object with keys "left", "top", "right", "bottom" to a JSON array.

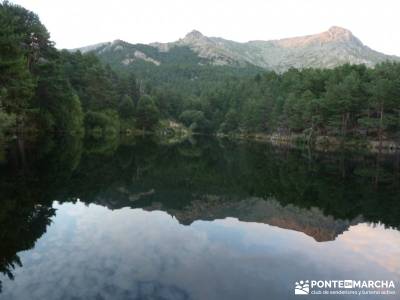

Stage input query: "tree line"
[
  {"left": 1, "top": 1, "right": 400, "bottom": 143},
  {"left": 0, "top": 1, "right": 161, "bottom": 140},
  {"left": 174, "top": 63, "right": 400, "bottom": 142}
]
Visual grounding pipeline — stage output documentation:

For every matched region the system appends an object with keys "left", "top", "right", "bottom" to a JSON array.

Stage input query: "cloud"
[{"left": 1, "top": 202, "right": 399, "bottom": 300}]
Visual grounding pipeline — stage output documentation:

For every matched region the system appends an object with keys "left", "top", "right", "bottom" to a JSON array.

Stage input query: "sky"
[{"left": 10, "top": 0, "right": 400, "bottom": 55}]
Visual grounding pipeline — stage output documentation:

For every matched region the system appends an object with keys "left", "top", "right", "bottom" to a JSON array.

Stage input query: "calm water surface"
[{"left": 0, "top": 135, "right": 399, "bottom": 299}]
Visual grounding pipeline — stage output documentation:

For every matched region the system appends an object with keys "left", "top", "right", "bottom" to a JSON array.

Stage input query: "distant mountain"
[
  {"left": 73, "top": 26, "right": 399, "bottom": 72},
  {"left": 94, "top": 193, "right": 362, "bottom": 242}
]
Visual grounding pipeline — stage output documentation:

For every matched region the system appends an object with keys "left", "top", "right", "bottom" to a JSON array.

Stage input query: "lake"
[{"left": 0, "top": 135, "right": 399, "bottom": 300}]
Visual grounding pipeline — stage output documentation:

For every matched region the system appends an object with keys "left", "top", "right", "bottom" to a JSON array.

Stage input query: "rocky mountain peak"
[
  {"left": 181, "top": 30, "right": 210, "bottom": 45},
  {"left": 111, "top": 39, "right": 125, "bottom": 45},
  {"left": 328, "top": 26, "right": 351, "bottom": 34},
  {"left": 274, "top": 26, "right": 358, "bottom": 49},
  {"left": 185, "top": 30, "right": 204, "bottom": 39},
  {"left": 326, "top": 26, "right": 355, "bottom": 42},
  {"left": 76, "top": 26, "right": 399, "bottom": 72}
]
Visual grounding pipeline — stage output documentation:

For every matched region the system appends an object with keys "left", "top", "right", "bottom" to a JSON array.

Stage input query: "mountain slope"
[
  {"left": 75, "top": 26, "right": 399, "bottom": 72},
  {"left": 72, "top": 38, "right": 262, "bottom": 96},
  {"left": 244, "top": 26, "right": 399, "bottom": 71}
]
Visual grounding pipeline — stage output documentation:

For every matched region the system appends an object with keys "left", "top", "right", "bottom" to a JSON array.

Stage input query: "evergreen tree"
[
  {"left": 118, "top": 95, "right": 135, "bottom": 119},
  {"left": 136, "top": 95, "right": 160, "bottom": 130}
]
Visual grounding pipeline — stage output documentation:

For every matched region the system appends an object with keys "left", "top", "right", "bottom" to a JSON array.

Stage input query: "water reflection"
[
  {"left": 0, "top": 135, "right": 399, "bottom": 299},
  {"left": 1, "top": 202, "right": 399, "bottom": 300}
]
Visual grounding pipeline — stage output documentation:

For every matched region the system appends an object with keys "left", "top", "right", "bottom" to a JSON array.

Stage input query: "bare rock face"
[
  {"left": 73, "top": 27, "right": 400, "bottom": 71},
  {"left": 173, "top": 30, "right": 243, "bottom": 66},
  {"left": 274, "top": 26, "right": 358, "bottom": 48},
  {"left": 326, "top": 26, "right": 355, "bottom": 42},
  {"left": 239, "top": 26, "right": 398, "bottom": 70},
  {"left": 181, "top": 30, "right": 208, "bottom": 44}
]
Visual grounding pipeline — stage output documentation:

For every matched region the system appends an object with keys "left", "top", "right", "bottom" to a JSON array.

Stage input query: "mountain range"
[
  {"left": 93, "top": 192, "right": 361, "bottom": 242},
  {"left": 74, "top": 26, "right": 399, "bottom": 72}
]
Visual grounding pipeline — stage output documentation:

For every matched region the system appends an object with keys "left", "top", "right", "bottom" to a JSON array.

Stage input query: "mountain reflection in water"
[{"left": 0, "top": 135, "right": 399, "bottom": 299}]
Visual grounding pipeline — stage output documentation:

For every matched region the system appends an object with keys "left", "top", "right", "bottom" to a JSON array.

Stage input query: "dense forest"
[
  {"left": 0, "top": 1, "right": 156, "bottom": 139},
  {"left": 1, "top": 1, "right": 400, "bottom": 144},
  {"left": 199, "top": 63, "right": 400, "bottom": 141}
]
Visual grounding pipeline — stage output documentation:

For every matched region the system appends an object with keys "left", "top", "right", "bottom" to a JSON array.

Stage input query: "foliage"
[
  {"left": 196, "top": 63, "right": 400, "bottom": 138},
  {"left": 84, "top": 110, "right": 120, "bottom": 137},
  {"left": 136, "top": 95, "right": 160, "bottom": 130},
  {"left": 0, "top": 105, "right": 15, "bottom": 137},
  {"left": 33, "top": 61, "right": 84, "bottom": 133},
  {"left": 118, "top": 95, "right": 135, "bottom": 119},
  {"left": 1, "top": 2, "right": 400, "bottom": 141}
]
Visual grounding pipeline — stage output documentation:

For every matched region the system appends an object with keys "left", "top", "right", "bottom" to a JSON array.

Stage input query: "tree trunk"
[
  {"left": 342, "top": 114, "right": 346, "bottom": 137},
  {"left": 379, "top": 102, "right": 384, "bottom": 149}
]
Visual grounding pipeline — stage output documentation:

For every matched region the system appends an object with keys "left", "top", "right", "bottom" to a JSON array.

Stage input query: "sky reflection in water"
[{"left": 1, "top": 201, "right": 399, "bottom": 300}]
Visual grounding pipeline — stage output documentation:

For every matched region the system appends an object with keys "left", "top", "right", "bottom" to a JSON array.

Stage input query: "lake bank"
[{"left": 217, "top": 132, "right": 400, "bottom": 154}]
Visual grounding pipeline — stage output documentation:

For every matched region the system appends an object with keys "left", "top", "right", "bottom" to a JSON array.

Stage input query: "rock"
[{"left": 72, "top": 27, "right": 400, "bottom": 71}]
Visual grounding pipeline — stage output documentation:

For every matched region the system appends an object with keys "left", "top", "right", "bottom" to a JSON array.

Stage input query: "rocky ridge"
[{"left": 74, "top": 26, "right": 400, "bottom": 71}]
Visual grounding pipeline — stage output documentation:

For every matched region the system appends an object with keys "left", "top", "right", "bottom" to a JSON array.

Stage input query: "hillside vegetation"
[{"left": 1, "top": 1, "right": 400, "bottom": 147}]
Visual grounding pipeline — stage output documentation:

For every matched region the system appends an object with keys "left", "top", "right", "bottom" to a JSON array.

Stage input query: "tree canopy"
[{"left": 1, "top": 1, "right": 399, "bottom": 144}]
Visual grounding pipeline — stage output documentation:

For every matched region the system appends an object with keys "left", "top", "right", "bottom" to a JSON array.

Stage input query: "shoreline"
[{"left": 216, "top": 132, "right": 400, "bottom": 154}]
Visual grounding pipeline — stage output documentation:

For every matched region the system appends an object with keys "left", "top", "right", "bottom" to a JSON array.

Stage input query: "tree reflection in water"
[{"left": 0, "top": 134, "right": 399, "bottom": 292}]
